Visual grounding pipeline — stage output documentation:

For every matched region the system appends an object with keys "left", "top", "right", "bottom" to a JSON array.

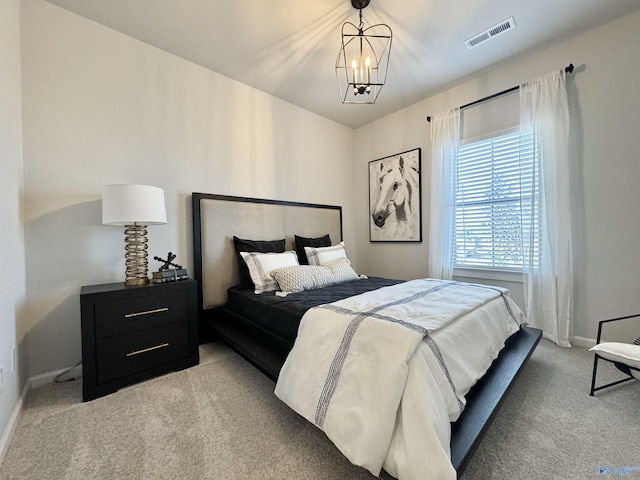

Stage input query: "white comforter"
[{"left": 274, "top": 279, "right": 524, "bottom": 480}]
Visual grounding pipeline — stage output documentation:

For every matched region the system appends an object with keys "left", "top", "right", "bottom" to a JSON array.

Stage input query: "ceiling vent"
[{"left": 465, "top": 17, "right": 516, "bottom": 49}]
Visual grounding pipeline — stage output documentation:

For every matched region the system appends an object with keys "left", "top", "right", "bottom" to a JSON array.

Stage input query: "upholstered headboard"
[{"left": 192, "top": 193, "right": 343, "bottom": 310}]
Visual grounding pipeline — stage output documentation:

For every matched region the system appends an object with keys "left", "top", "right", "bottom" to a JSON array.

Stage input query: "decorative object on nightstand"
[
  {"left": 102, "top": 184, "right": 167, "bottom": 286},
  {"left": 152, "top": 251, "right": 188, "bottom": 283},
  {"left": 80, "top": 279, "right": 199, "bottom": 401}
]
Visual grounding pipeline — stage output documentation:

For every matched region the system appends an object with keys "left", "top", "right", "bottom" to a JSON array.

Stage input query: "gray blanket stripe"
[
  {"left": 314, "top": 282, "right": 455, "bottom": 428},
  {"left": 422, "top": 336, "right": 466, "bottom": 414},
  {"left": 314, "top": 314, "right": 366, "bottom": 426},
  {"left": 320, "top": 304, "right": 429, "bottom": 336},
  {"left": 449, "top": 281, "right": 520, "bottom": 326},
  {"left": 500, "top": 295, "right": 518, "bottom": 324}
]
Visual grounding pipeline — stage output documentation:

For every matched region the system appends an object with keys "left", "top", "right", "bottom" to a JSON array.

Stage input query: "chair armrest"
[{"left": 596, "top": 314, "right": 640, "bottom": 344}]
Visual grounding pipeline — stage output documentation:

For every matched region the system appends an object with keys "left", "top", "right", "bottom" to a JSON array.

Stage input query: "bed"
[{"left": 191, "top": 192, "right": 541, "bottom": 478}]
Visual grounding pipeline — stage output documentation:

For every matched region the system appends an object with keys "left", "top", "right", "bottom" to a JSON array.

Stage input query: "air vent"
[{"left": 465, "top": 17, "right": 516, "bottom": 49}]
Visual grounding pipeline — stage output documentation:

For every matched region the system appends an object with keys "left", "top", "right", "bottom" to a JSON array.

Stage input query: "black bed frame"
[{"left": 192, "top": 192, "right": 542, "bottom": 477}]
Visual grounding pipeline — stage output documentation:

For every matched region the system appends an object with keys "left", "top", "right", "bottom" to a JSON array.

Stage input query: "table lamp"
[{"left": 102, "top": 184, "right": 167, "bottom": 285}]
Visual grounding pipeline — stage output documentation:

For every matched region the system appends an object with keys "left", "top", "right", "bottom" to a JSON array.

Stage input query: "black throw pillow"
[{"left": 294, "top": 234, "right": 331, "bottom": 265}]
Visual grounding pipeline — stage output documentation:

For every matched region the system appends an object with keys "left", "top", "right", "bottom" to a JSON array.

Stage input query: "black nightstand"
[{"left": 80, "top": 279, "right": 199, "bottom": 401}]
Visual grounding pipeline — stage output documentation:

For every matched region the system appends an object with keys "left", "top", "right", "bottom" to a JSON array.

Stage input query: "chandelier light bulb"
[
  {"left": 352, "top": 58, "right": 358, "bottom": 84},
  {"left": 365, "top": 56, "right": 371, "bottom": 83}
]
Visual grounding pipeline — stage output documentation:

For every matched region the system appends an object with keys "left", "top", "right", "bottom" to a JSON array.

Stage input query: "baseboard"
[
  {"left": 28, "top": 365, "right": 81, "bottom": 390},
  {"left": 0, "top": 381, "right": 29, "bottom": 467},
  {"left": 0, "top": 364, "right": 82, "bottom": 466},
  {"left": 571, "top": 335, "right": 595, "bottom": 348}
]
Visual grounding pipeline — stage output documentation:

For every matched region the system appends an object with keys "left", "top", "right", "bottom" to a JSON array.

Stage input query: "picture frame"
[{"left": 369, "top": 148, "right": 422, "bottom": 242}]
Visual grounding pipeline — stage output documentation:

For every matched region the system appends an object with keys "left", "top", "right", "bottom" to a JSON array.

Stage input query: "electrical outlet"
[{"left": 12, "top": 346, "right": 16, "bottom": 372}]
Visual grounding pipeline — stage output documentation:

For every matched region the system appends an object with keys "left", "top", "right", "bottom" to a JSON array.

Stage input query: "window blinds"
[
  {"left": 453, "top": 128, "right": 534, "bottom": 270},
  {"left": 452, "top": 89, "right": 532, "bottom": 271}
]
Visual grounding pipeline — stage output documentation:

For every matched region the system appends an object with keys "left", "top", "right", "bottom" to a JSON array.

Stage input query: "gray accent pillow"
[{"left": 270, "top": 258, "right": 359, "bottom": 295}]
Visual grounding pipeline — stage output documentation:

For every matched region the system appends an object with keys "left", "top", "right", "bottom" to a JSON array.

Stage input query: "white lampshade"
[
  {"left": 102, "top": 184, "right": 167, "bottom": 286},
  {"left": 102, "top": 184, "right": 167, "bottom": 225}
]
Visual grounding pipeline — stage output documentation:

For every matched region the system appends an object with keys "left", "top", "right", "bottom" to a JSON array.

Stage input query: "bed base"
[
  {"left": 206, "top": 306, "right": 290, "bottom": 380},
  {"left": 204, "top": 307, "right": 541, "bottom": 476}
]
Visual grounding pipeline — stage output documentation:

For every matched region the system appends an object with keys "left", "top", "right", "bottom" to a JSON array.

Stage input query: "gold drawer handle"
[
  {"left": 126, "top": 343, "right": 170, "bottom": 357},
  {"left": 124, "top": 307, "right": 168, "bottom": 318}
]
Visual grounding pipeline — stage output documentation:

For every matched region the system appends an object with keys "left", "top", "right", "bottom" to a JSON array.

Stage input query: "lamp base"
[{"left": 123, "top": 223, "right": 150, "bottom": 286}]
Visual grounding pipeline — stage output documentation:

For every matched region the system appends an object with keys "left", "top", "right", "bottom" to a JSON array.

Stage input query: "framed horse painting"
[{"left": 369, "top": 148, "right": 422, "bottom": 242}]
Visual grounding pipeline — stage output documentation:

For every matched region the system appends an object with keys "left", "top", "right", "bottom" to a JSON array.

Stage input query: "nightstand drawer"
[
  {"left": 94, "top": 290, "right": 188, "bottom": 338},
  {"left": 96, "top": 322, "right": 189, "bottom": 384}
]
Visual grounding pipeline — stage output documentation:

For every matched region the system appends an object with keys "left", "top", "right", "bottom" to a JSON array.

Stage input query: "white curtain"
[
  {"left": 428, "top": 109, "right": 460, "bottom": 280},
  {"left": 519, "top": 71, "right": 573, "bottom": 347}
]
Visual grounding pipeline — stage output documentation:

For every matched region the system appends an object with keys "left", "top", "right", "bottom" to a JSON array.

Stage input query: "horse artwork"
[{"left": 369, "top": 148, "right": 422, "bottom": 242}]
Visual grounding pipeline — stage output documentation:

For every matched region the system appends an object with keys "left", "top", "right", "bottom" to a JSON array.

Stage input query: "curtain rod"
[{"left": 426, "top": 63, "right": 574, "bottom": 123}]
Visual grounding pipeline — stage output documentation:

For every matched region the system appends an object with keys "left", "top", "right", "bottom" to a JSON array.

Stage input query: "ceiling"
[{"left": 46, "top": 0, "right": 640, "bottom": 129}]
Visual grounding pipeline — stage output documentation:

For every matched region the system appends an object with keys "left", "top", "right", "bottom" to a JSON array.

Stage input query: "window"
[{"left": 453, "top": 129, "right": 534, "bottom": 271}]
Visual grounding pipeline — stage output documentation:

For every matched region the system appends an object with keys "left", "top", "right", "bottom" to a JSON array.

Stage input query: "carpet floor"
[{"left": 0, "top": 339, "right": 638, "bottom": 479}]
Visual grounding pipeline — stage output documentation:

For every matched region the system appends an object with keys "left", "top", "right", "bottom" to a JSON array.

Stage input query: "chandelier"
[{"left": 336, "top": 0, "right": 392, "bottom": 104}]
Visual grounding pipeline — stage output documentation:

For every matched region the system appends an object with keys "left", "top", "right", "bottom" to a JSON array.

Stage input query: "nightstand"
[{"left": 80, "top": 279, "right": 199, "bottom": 401}]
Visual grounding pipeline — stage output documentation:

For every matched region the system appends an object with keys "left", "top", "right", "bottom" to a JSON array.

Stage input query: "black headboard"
[{"left": 191, "top": 193, "right": 343, "bottom": 336}]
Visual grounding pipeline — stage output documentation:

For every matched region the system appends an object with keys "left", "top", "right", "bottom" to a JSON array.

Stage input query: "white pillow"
[
  {"left": 590, "top": 342, "right": 640, "bottom": 380},
  {"left": 270, "top": 258, "right": 359, "bottom": 295},
  {"left": 305, "top": 241, "right": 347, "bottom": 266},
  {"left": 239, "top": 251, "right": 299, "bottom": 294}
]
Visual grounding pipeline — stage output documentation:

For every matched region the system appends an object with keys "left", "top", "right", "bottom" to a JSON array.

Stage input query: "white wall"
[
  {"left": 20, "top": 0, "right": 355, "bottom": 378},
  {"left": 0, "top": 0, "right": 27, "bottom": 457},
  {"left": 354, "top": 10, "right": 640, "bottom": 343}
]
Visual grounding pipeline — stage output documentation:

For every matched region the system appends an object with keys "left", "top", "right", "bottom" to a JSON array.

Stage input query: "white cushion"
[
  {"left": 270, "top": 258, "right": 359, "bottom": 295},
  {"left": 590, "top": 342, "right": 640, "bottom": 380},
  {"left": 239, "top": 251, "right": 299, "bottom": 294},
  {"left": 305, "top": 241, "right": 347, "bottom": 266}
]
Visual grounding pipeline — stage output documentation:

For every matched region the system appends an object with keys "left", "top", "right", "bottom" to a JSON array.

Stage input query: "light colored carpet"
[
  {"left": 1, "top": 339, "right": 638, "bottom": 480},
  {"left": 463, "top": 339, "right": 640, "bottom": 479}
]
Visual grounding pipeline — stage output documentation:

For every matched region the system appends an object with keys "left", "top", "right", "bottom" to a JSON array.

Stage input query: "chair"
[{"left": 589, "top": 314, "right": 640, "bottom": 396}]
